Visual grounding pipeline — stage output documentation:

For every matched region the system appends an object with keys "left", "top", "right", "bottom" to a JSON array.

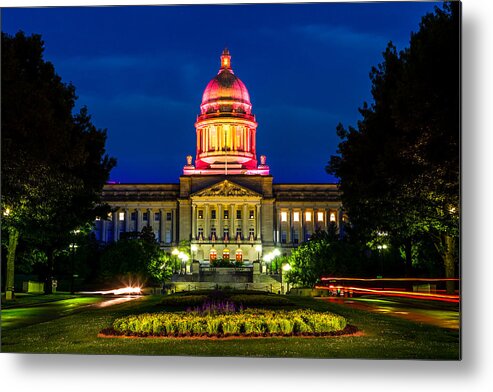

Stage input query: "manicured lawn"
[{"left": 1, "top": 293, "right": 459, "bottom": 359}]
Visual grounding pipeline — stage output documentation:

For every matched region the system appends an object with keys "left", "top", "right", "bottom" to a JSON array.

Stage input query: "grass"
[{"left": 0, "top": 293, "right": 460, "bottom": 359}]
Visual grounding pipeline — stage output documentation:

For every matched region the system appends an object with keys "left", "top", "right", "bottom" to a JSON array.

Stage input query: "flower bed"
[{"left": 108, "top": 309, "right": 347, "bottom": 338}]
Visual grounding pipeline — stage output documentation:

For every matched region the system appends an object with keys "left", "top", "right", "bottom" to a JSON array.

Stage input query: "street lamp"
[
  {"left": 191, "top": 244, "right": 198, "bottom": 262},
  {"left": 70, "top": 229, "right": 80, "bottom": 294},
  {"left": 281, "top": 263, "right": 291, "bottom": 294}
]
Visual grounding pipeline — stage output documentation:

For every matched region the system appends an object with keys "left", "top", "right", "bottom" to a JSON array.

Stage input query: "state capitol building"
[{"left": 94, "top": 49, "right": 343, "bottom": 274}]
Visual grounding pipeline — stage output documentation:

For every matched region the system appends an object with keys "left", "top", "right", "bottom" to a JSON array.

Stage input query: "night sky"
[{"left": 2, "top": 2, "right": 439, "bottom": 184}]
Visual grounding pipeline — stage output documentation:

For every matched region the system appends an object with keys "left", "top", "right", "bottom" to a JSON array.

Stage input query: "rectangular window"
[
  {"left": 166, "top": 212, "right": 172, "bottom": 221},
  {"left": 236, "top": 228, "right": 242, "bottom": 239},
  {"left": 249, "top": 227, "right": 255, "bottom": 239},
  {"left": 293, "top": 231, "right": 299, "bottom": 244},
  {"left": 293, "top": 212, "right": 300, "bottom": 222},
  {"left": 236, "top": 210, "right": 242, "bottom": 219},
  {"left": 198, "top": 210, "right": 204, "bottom": 219},
  {"left": 211, "top": 210, "right": 216, "bottom": 219},
  {"left": 131, "top": 212, "right": 136, "bottom": 221},
  {"left": 330, "top": 212, "right": 336, "bottom": 222},
  {"left": 281, "top": 211, "right": 287, "bottom": 222},
  {"left": 224, "top": 210, "right": 229, "bottom": 219},
  {"left": 154, "top": 212, "right": 160, "bottom": 221},
  {"left": 281, "top": 230, "right": 287, "bottom": 244},
  {"left": 198, "top": 227, "right": 204, "bottom": 240},
  {"left": 119, "top": 212, "right": 125, "bottom": 221},
  {"left": 143, "top": 212, "right": 148, "bottom": 221},
  {"left": 165, "top": 230, "right": 171, "bottom": 243},
  {"left": 317, "top": 212, "right": 324, "bottom": 222},
  {"left": 305, "top": 211, "right": 312, "bottom": 222},
  {"left": 223, "top": 227, "right": 229, "bottom": 239},
  {"left": 210, "top": 227, "right": 217, "bottom": 240},
  {"left": 249, "top": 210, "right": 255, "bottom": 219}
]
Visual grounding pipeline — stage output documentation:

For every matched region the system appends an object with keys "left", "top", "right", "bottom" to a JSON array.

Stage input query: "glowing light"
[
  {"left": 330, "top": 212, "right": 336, "bottom": 222},
  {"left": 81, "top": 286, "right": 142, "bottom": 296},
  {"left": 282, "top": 263, "right": 292, "bottom": 272},
  {"left": 4, "top": 208, "right": 11, "bottom": 216},
  {"left": 293, "top": 212, "right": 300, "bottom": 222},
  {"left": 320, "top": 277, "right": 460, "bottom": 282},
  {"left": 255, "top": 245, "right": 262, "bottom": 252},
  {"left": 273, "top": 248, "right": 281, "bottom": 257},
  {"left": 172, "top": 248, "right": 179, "bottom": 256},
  {"left": 119, "top": 212, "right": 125, "bottom": 221},
  {"left": 191, "top": 244, "right": 198, "bottom": 252},
  {"left": 305, "top": 211, "right": 312, "bottom": 222},
  {"left": 281, "top": 212, "right": 287, "bottom": 222},
  {"left": 317, "top": 212, "right": 324, "bottom": 222},
  {"left": 315, "top": 285, "right": 459, "bottom": 304}
]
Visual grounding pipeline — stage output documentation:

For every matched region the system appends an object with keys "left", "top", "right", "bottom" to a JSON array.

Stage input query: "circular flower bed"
[{"left": 104, "top": 309, "right": 348, "bottom": 338}]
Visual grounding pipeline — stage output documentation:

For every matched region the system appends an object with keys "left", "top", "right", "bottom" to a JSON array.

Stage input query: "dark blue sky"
[{"left": 2, "top": 2, "right": 439, "bottom": 183}]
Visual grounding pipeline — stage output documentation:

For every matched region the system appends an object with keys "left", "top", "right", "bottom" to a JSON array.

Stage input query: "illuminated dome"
[
  {"left": 200, "top": 49, "right": 252, "bottom": 115},
  {"left": 183, "top": 49, "right": 269, "bottom": 176}
]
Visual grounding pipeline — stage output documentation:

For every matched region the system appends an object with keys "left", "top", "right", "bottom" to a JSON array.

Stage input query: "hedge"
[{"left": 111, "top": 309, "right": 347, "bottom": 337}]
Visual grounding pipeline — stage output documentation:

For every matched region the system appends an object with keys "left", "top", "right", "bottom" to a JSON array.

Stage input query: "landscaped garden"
[
  {"left": 103, "top": 291, "right": 348, "bottom": 338},
  {"left": 1, "top": 290, "right": 459, "bottom": 359}
]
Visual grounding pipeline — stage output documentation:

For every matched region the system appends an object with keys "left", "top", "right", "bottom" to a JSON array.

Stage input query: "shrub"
[{"left": 111, "top": 309, "right": 347, "bottom": 337}]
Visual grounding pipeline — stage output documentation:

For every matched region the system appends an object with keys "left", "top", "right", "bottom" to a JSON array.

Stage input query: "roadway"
[{"left": 318, "top": 296, "right": 460, "bottom": 330}]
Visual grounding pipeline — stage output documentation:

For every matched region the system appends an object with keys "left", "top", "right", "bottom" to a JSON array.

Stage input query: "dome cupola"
[{"left": 183, "top": 49, "right": 269, "bottom": 176}]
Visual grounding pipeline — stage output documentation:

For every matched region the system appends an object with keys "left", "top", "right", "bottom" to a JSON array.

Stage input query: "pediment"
[{"left": 191, "top": 180, "right": 261, "bottom": 198}]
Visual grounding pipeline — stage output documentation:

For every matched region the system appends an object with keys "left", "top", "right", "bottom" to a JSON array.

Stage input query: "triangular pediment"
[{"left": 191, "top": 180, "right": 261, "bottom": 198}]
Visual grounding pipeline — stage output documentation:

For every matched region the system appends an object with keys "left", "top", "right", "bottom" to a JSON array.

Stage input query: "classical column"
[
  {"left": 192, "top": 204, "right": 197, "bottom": 240},
  {"left": 256, "top": 204, "right": 261, "bottom": 241},
  {"left": 242, "top": 204, "right": 248, "bottom": 240},
  {"left": 124, "top": 208, "right": 130, "bottom": 233},
  {"left": 301, "top": 208, "right": 305, "bottom": 242},
  {"left": 229, "top": 204, "right": 234, "bottom": 238},
  {"left": 172, "top": 208, "right": 177, "bottom": 243},
  {"left": 159, "top": 208, "right": 165, "bottom": 243},
  {"left": 287, "top": 208, "right": 291, "bottom": 243},
  {"left": 113, "top": 210, "right": 119, "bottom": 242},
  {"left": 204, "top": 204, "right": 210, "bottom": 240},
  {"left": 218, "top": 204, "right": 223, "bottom": 239}
]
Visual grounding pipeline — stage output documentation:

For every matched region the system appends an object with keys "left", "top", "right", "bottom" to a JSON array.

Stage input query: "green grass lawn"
[{"left": 1, "top": 293, "right": 459, "bottom": 359}]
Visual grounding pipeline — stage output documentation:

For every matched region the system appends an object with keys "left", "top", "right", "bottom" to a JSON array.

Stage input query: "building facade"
[{"left": 95, "top": 49, "right": 342, "bottom": 267}]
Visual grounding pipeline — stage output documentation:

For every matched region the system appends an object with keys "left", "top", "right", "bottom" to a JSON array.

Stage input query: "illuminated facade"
[{"left": 95, "top": 50, "right": 342, "bottom": 284}]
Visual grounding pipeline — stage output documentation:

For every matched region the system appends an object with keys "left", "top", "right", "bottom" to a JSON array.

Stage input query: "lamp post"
[
  {"left": 191, "top": 244, "right": 198, "bottom": 262},
  {"left": 282, "top": 263, "right": 292, "bottom": 294},
  {"left": 172, "top": 248, "right": 179, "bottom": 274},
  {"left": 70, "top": 229, "right": 80, "bottom": 294}
]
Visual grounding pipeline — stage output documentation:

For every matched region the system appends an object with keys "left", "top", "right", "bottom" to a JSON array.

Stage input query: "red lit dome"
[{"left": 200, "top": 49, "right": 252, "bottom": 115}]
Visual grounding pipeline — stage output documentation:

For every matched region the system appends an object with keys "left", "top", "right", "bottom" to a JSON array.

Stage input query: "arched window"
[
  {"left": 235, "top": 249, "right": 243, "bottom": 262},
  {"left": 209, "top": 249, "right": 217, "bottom": 261},
  {"left": 223, "top": 249, "right": 230, "bottom": 261}
]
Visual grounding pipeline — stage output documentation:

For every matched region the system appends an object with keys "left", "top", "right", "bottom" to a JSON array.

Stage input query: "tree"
[
  {"left": 286, "top": 226, "right": 362, "bottom": 287},
  {"left": 327, "top": 2, "right": 459, "bottom": 291},
  {"left": 1, "top": 31, "right": 116, "bottom": 298}
]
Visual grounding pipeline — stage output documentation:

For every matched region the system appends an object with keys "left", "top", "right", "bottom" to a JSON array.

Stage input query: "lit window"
[
  {"left": 330, "top": 212, "right": 336, "bottom": 222},
  {"left": 317, "top": 212, "right": 324, "bottom": 222},
  {"left": 305, "top": 212, "right": 312, "bottom": 222},
  {"left": 198, "top": 210, "right": 204, "bottom": 219},
  {"left": 293, "top": 212, "right": 300, "bottom": 222},
  {"left": 281, "top": 212, "right": 287, "bottom": 222},
  {"left": 249, "top": 210, "right": 255, "bottom": 219},
  {"left": 224, "top": 210, "right": 229, "bottom": 219},
  {"left": 119, "top": 212, "right": 125, "bottom": 221}
]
